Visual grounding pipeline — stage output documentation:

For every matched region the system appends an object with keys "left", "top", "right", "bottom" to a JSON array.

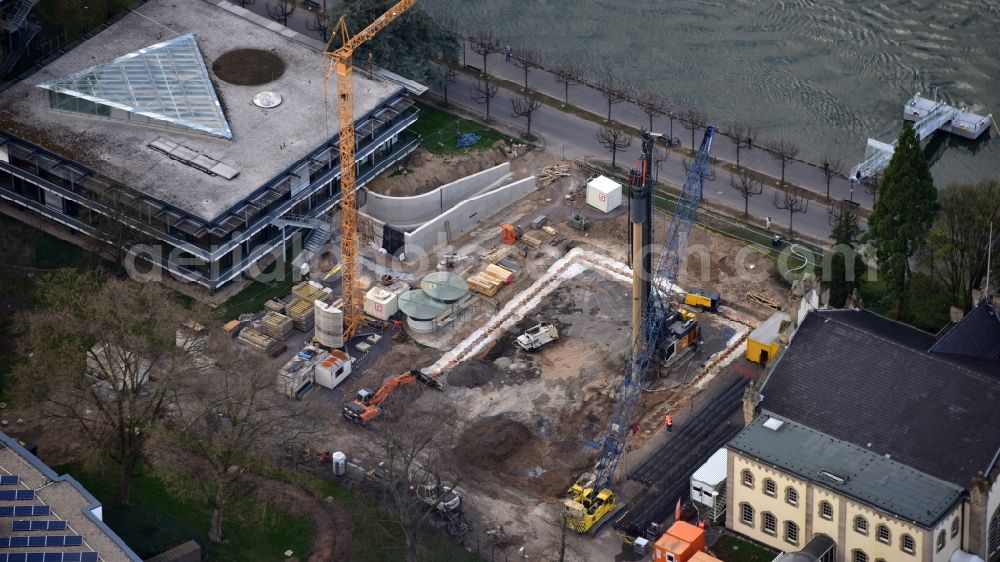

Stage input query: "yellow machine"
[
  {"left": 323, "top": 0, "right": 416, "bottom": 340},
  {"left": 564, "top": 480, "right": 616, "bottom": 533},
  {"left": 683, "top": 288, "right": 720, "bottom": 312}
]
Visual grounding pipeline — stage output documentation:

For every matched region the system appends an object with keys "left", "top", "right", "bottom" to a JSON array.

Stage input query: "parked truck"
[{"left": 515, "top": 322, "right": 559, "bottom": 351}]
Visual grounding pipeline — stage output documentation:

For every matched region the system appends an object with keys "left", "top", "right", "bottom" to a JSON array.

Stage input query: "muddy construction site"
[{"left": 305, "top": 146, "right": 791, "bottom": 559}]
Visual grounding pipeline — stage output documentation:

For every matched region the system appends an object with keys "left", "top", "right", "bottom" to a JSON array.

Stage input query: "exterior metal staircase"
[{"left": 1, "top": 0, "right": 40, "bottom": 32}]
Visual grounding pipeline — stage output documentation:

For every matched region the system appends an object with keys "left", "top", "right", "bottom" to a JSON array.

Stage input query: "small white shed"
[
  {"left": 586, "top": 175, "right": 622, "bottom": 213},
  {"left": 690, "top": 448, "right": 728, "bottom": 521}
]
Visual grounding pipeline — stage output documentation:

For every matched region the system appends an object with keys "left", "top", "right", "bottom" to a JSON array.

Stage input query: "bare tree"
[
  {"left": 470, "top": 75, "right": 499, "bottom": 121},
  {"left": 552, "top": 63, "right": 585, "bottom": 106},
  {"left": 597, "top": 122, "right": 633, "bottom": 169},
  {"left": 306, "top": 9, "right": 330, "bottom": 41},
  {"left": 765, "top": 139, "right": 800, "bottom": 188},
  {"left": 820, "top": 157, "right": 844, "bottom": 200},
  {"left": 437, "top": 63, "right": 457, "bottom": 106},
  {"left": 511, "top": 46, "right": 543, "bottom": 91},
  {"left": 266, "top": 0, "right": 296, "bottom": 26},
  {"left": 468, "top": 29, "right": 501, "bottom": 75},
  {"left": 595, "top": 67, "right": 630, "bottom": 122},
  {"left": 14, "top": 271, "right": 210, "bottom": 505},
  {"left": 861, "top": 171, "right": 881, "bottom": 204},
  {"left": 512, "top": 90, "right": 541, "bottom": 135},
  {"left": 149, "top": 343, "right": 313, "bottom": 543},
  {"left": 773, "top": 186, "right": 810, "bottom": 237},
  {"left": 679, "top": 108, "right": 708, "bottom": 150},
  {"left": 731, "top": 169, "right": 763, "bottom": 217},
  {"left": 365, "top": 394, "right": 459, "bottom": 562},
  {"left": 725, "top": 121, "right": 754, "bottom": 168},
  {"left": 636, "top": 90, "right": 668, "bottom": 132}
]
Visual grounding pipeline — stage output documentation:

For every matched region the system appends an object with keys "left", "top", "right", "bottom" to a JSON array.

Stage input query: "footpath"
[{"left": 437, "top": 44, "right": 877, "bottom": 242}]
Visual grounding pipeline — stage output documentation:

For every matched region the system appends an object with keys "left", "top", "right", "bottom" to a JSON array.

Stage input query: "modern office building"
[{"left": 0, "top": 0, "right": 420, "bottom": 291}]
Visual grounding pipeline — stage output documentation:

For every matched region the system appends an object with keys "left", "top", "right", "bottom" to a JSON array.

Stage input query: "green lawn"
[
  {"left": 55, "top": 461, "right": 313, "bottom": 562},
  {"left": 712, "top": 533, "right": 778, "bottom": 562},
  {"left": 410, "top": 103, "right": 512, "bottom": 155}
]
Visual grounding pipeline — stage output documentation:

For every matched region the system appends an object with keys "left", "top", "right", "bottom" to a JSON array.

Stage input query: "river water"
[{"left": 423, "top": 0, "right": 1000, "bottom": 186}]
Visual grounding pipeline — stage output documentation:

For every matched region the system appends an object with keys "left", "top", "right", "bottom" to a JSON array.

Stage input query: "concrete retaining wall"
[
  {"left": 404, "top": 176, "right": 536, "bottom": 258},
  {"left": 363, "top": 163, "right": 511, "bottom": 229}
]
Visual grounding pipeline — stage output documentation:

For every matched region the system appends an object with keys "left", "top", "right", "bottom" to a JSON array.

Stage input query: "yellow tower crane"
[{"left": 323, "top": 0, "right": 416, "bottom": 339}]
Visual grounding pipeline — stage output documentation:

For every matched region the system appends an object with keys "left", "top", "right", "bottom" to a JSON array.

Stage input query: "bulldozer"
[{"left": 342, "top": 369, "right": 442, "bottom": 424}]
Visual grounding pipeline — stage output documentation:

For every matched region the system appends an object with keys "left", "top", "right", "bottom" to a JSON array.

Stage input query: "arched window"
[
  {"left": 951, "top": 516, "right": 959, "bottom": 538},
  {"left": 740, "top": 502, "right": 754, "bottom": 526},
  {"left": 785, "top": 486, "right": 798, "bottom": 506},
  {"left": 854, "top": 515, "right": 868, "bottom": 535},
  {"left": 763, "top": 478, "right": 776, "bottom": 496},
  {"left": 819, "top": 500, "right": 833, "bottom": 520},
  {"left": 762, "top": 512, "right": 777, "bottom": 535},
  {"left": 785, "top": 521, "right": 799, "bottom": 545},
  {"left": 851, "top": 549, "right": 868, "bottom": 562},
  {"left": 741, "top": 469, "right": 754, "bottom": 488},
  {"left": 901, "top": 533, "right": 916, "bottom": 554},
  {"left": 876, "top": 524, "right": 890, "bottom": 544},
  {"left": 936, "top": 530, "right": 945, "bottom": 551},
  {"left": 875, "top": 559, "right": 886, "bottom": 562}
]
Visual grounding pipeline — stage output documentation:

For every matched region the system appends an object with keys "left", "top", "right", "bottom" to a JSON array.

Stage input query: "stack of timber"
[
  {"left": 259, "top": 311, "right": 293, "bottom": 341},
  {"left": 467, "top": 263, "right": 515, "bottom": 296},
  {"left": 538, "top": 164, "right": 570, "bottom": 187},
  {"left": 238, "top": 328, "right": 285, "bottom": 357},
  {"left": 521, "top": 233, "right": 543, "bottom": 247},
  {"left": 264, "top": 300, "right": 285, "bottom": 313}
]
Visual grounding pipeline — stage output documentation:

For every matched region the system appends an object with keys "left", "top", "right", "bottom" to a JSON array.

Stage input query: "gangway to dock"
[{"left": 849, "top": 93, "right": 993, "bottom": 180}]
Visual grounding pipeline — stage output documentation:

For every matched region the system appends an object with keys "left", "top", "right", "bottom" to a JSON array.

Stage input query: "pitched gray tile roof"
[
  {"left": 728, "top": 412, "right": 964, "bottom": 527},
  {"left": 930, "top": 300, "right": 1000, "bottom": 360},
  {"left": 760, "top": 309, "right": 1000, "bottom": 488}
]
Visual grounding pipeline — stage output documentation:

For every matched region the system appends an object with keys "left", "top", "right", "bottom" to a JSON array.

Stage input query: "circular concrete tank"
[
  {"left": 421, "top": 271, "right": 469, "bottom": 304},
  {"left": 398, "top": 289, "right": 447, "bottom": 333}
]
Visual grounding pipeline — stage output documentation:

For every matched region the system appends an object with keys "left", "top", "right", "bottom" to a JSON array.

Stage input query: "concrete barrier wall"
[
  {"left": 404, "top": 176, "right": 536, "bottom": 258},
  {"left": 364, "top": 162, "right": 511, "bottom": 228}
]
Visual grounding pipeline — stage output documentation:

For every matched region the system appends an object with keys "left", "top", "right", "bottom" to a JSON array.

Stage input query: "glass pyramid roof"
[{"left": 38, "top": 34, "right": 232, "bottom": 139}]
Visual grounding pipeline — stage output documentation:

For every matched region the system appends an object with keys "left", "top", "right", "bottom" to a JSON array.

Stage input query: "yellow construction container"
[{"left": 746, "top": 311, "right": 790, "bottom": 365}]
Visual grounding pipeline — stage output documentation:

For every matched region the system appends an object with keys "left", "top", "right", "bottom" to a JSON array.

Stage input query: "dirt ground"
[
  {"left": 364, "top": 145, "right": 510, "bottom": 197},
  {"left": 319, "top": 147, "right": 789, "bottom": 556}
]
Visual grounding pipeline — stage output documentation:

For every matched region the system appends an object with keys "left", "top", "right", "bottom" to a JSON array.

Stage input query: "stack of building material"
[
  {"left": 223, "top": 319, "right": 241, "bottom": 337},
  {"left": 238, "top": 328, "right": 285, "bottom": 357},
  {"left": 287, "top": 298, "right": 316, "bottom": 332},
  {"left": 521, "top": 233, "right": 543, "bottom": 247},
  {"left": 293, "top": 281, "right": 332, "bottom": 303},
  {"left": 467, "top": 263, "right": 515, "bottom": 296},
  {"left": 259, "top": 311, "right": 293, "bottom": 341},
  {"left": 264, "top": 300, "right": 285, "bottom": 313}
]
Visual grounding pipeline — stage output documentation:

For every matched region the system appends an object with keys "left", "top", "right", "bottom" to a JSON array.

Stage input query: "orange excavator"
[{"left": 342, "top": 369, "right": 442, "bottom": 424}]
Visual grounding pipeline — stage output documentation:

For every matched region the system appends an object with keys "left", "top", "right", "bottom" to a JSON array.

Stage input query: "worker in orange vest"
[{"left": 664, "top": 413, "right": 673, "bottom": 433}]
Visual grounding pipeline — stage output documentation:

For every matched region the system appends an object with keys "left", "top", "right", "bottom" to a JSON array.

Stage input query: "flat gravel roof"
[{"left": 0, "top": 0, "right": 400, "bottom": 221}]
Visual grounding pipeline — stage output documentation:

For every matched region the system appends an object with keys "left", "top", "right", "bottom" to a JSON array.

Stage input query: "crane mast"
[{"left": 323, "top": 0, "right": 417, "bottom": 340}]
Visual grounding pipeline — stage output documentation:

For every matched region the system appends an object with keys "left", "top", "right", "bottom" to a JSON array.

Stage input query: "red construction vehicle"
[{"left": 342, "top": 369, "right": 442, "bottom": 424}]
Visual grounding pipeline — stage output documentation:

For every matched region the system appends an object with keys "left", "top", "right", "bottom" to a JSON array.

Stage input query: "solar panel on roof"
[
  {"left": 0, "top": 507, "right": 47, "bottom": 518},
  {"left": 0, "top": 478, "right": 18, "bottom": 486},
  {"left": 0, "top": 553, "right": 98, "bottom": 562},
  {"left": 11, "top": 521, "right": 67, "bottom": 532},
  {"left": 0, "top": 536, "right": 84, "bottom": 548},
  {"left": 0, "top": 491, "right": 33, "bottom": 502}
]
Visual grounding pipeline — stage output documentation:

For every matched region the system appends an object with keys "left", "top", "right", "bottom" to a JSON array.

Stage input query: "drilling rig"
[
  {"left": 323, "top": 0, "right": 416, "bottom": 340},
  {"left": 564, "top": 126, "right": 716, "bottom": 534}
]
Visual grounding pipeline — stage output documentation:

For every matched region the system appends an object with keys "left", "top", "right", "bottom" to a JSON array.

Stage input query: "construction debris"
[
  {"left": 538, "top": 164, "right": 571, "bottom": 187},
  {"left": 747, "top": 290, "right": 782, "bottom": 311}
]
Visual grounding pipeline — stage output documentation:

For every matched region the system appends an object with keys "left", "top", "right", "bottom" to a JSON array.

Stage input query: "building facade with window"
[
  {"left": 728, "top": 307, "right": 1000, "bottom": 562},
  {"left": 0, "top": 0, "right": 422, "bottom": 291}
]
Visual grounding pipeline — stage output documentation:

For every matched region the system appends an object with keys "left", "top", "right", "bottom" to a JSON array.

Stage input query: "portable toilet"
[
  {"left": 586, "top": 175, "right": 622, "bottom": 213},
  {"left": 746, "top": 311, "right": 790, "bottom": 365},
  {"left": 331, "top": 451, "right": 347, "bottom": 476}
]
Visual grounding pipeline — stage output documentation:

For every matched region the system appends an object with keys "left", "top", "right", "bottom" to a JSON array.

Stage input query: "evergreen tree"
[
  {"left": 827, "top": 206, "right": 865, "bottom": 308},
  {"left": 861, "top": 124, "right": 937, "bottom": 319},
  {"left": 337, "top": 1, "right": 459, "bottom": 86}
]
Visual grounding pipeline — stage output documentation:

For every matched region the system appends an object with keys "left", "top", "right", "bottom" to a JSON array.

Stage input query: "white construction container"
[
  {"left": 690, "top": 448, "right": 728, "bottom": 522},
  {"left": 586, "top": 175, "right": 622, "bottom": 213},
  {"left": 314, "top": 300, "right": 344, "bottom": 349},
  {"left": 314, "top": 350, "right": 352, "bottom": 390},
  {"left": 365, "top": 286, "right": 401, "bottom": 321}
]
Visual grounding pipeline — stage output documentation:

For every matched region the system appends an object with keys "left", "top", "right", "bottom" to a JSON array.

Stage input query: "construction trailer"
[
  {"left": 689, "top": 448, "right": 727, "bottom": 522},
  {"left": 652, "top": 521, "right": 722, "bottom": 562},
  {"left": 277, "top": 345, "right": 328, "bottom": 400},
  {"left": 746, "top": 311, "right": 790, "bottom": 365},
  {"left": 314, "top": 350, "right": 352, "bottom": 390}
]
